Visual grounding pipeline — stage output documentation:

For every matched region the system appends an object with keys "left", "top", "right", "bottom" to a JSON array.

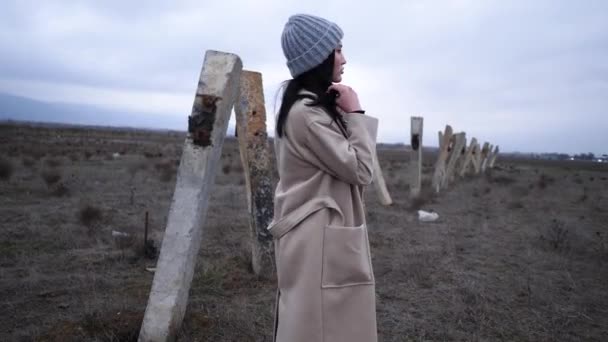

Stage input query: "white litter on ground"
[{"left": 418, "top": 210, "right": 439, "bottom": 222}]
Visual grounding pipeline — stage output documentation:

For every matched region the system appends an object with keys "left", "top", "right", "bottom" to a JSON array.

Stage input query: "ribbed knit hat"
[{"left": 281, "top": 14, "right": 344, "bottom": 78}]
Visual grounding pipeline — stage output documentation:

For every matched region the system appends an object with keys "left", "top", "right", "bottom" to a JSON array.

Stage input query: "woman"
[{"left": 267, "top": 14, "right": 379, "bottom": 342}]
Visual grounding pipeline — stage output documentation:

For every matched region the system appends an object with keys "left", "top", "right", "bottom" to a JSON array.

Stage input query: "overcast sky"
[{"left": 1, "top": 0, "right": 607, "bottom": 155}]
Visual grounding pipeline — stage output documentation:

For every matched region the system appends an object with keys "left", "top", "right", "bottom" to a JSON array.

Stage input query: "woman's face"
[{"left": 332, "top": 43, "right": 346, "bottom": 83}]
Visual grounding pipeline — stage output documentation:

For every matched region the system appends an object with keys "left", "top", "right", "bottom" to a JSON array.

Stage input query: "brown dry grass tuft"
[
  {"left": 40, "top": 310, "right": 142, "bottom": 342},
  {"left": 25, "top": 148, "right": 46, "bottom": 160},
  {"left": 539, "top": 219, "right": 569, "bottom": 251},
  {"left": 127, "top": 160, "right": 148, "bottom": 177},
  {"left": 22, "top": 156, "right": 36, "bottom": 169},
  {"left": 593, "top": 232, "right": 608, "bottom": 260},
  {"left": 155, "top": 160, "right": 176, "bottom": 182},
  {"left": 409, "top": 187, "right": 436, "bottom": 211},
  {"left": 507, "top": 200, "right": 524, "bottom": 210},
  {"left": 510, "top": 185, "right": 530, "bottom": 198},
  {"left": 7, "top": 147, "right": 19, "bottom": 157},
  {"left": 78, "top": 205, "right": 102, "bottom": 226},
  {"left": 44, "top": 157, "right": 63, "bottom": 168},
  {"left": 0, "top": 157, "right": 14, "bottom": 180},
  {"left": 40, "top": 169, "right": 62, "bottom": 188},
  {"left": 404, "top": 252, "right": 434, "bottom": 288},
  {"left": 487, "top": 174, "right": 516, "bottom": 185},
  {"left": 129, "top": 240, "right": 158, "bottom": 261},
  {"left": 537, "top": 173, "right": 555, "bottom": 189},
  {"left": 50, "top": 183, "right": 70, "bottom": 197},
  {"left": 159, "top": 168, "right": 175, "bottom": 182},
  {"left": 143, "top": 151, "right": 162, "bottom": 159},
  {"left": 576, "top": 187, "right": 589, "bottom": 203}
]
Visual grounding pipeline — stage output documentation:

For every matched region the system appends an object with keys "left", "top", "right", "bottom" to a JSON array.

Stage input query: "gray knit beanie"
[{"left": 281, "top": 14, "right": 344, "bottom": 78}]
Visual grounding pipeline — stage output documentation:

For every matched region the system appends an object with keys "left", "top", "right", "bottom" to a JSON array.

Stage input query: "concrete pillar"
[
  {"left": 478, "top": 142, "right": 490, "bottom": 174},
  {"left": 481, "top": 143, "right": 493, "bottom": 172},
  {"left": 471, "top": 142, "right": 481, "bottom": 174},
  {"left": 488, "top": 145, "right": 500, "bottom": 168},
  {"left": 409, "top": 116, "right": 423, "bottom": 198},
  {"left": 432, "top": 125, "right": 453, "bottom": 193},
  {"left": 454, "top": 140, "right": 468, "bottom": 176},
  {"left": 138, "top": 50, "right": 242, "bottom": 342},
  {"left": 442, "top": 132, "right": 466, "bottom": 188},
  {"left": 234, "top": 70, "right": 274, "bottom": 279},
  {"left": 372, "top": 152, "right": 393, "bottom": 206},
  {"left": 459, "top": 137, "right": 478, "bottom": 177}
]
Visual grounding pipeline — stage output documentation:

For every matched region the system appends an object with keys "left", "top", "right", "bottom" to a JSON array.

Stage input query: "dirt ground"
[{"left": 1, "top": 122, "right": 607, "bottom": 341}]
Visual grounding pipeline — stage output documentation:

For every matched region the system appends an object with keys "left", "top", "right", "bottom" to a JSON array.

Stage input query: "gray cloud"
[{"left": 0, "top": 0, "right": 607, "bottom": 154}]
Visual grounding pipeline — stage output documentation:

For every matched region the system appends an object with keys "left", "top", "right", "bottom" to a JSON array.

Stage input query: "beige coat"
[{"left": 268, "top": 90, "right": 379, "bottom": 342}]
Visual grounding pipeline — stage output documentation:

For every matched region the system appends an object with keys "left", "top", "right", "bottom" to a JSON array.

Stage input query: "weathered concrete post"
[
  {"left": 442, "top": 132, "right": 466, "bottom": 188},
  {"left": 372, "top": 151, "right": 393, "bottom": 206},
  {"left": 488, "top": 145, "right": 500, "bottom": 168},
  {"left": 471, "top": 142, "right": 482, "bottom": 174},
  {"left": 432, "top": 125, "right": 453, "bottom": 193},
  {"left": 481, "top": 143, "right": 493, "bottom": 172},
  {"left": 478, "top": 142, "right": 490, "bottom": 174},
  {"left": 234, "top": 70, "right": 274, "bottom": 279},
  {"left": 409, "top": 116, "right": 423, "bottom": 198},
  {"left": 138, "top": 51, "right": 242, "bottom": 342},
  {"left": 457, "top": 134, "right": 468, "bottom": 178},
  {"left": 459, "top": 137, "right": 478, "bottom": 177}
]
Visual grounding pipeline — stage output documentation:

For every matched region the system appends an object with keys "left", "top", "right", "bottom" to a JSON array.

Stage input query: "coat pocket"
[{"left": 321, "top": 224, "right": 375, "bottom": 288}]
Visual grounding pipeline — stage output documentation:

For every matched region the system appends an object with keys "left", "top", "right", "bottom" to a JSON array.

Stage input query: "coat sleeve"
[{"left": 304, "top": 112, "right": 379, "bottom": 185}]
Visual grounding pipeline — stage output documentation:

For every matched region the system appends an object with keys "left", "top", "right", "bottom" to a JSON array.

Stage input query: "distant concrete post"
[
  {"left": 234, "top": 70, "right": 274, "bottom": 279},
  {"left": 478, "top": 142, "right": 490, "bottom": 174},
  {"left": 432, "top": 125, "right": 453, "bottom": 193},
  {"left": 459, "top": 137, "right": 478, "bottom": 177},
  {"left": 138, "top": 51, "right": 242, "bottom": 342},
  {"left": 488, "top": 145, "right": 500, "bottom": 168},
  {"left": 471, "top": 142, "right": 482, "bottom": 174},
  {"left": 442, "top": 132, "right": 466, "bottom": 188},
  {"left": 372, "top": 152, "right": 393, "bottom": 206},
  {"left": 452, "top": 133, "right": 468, "bottom": 182},
  {"left": 409, "top": 116, "right": 423, "bottom": 198},
  {"left": 454, "top": 139, "right": 468, "bottom": 176},
  {"left": 481, "top": 144, "right": 494, "bottom": 172}
]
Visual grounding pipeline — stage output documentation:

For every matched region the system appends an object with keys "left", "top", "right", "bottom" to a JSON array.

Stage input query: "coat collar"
[{"left": 298, "top": 89, "right": 318, "bottom": 99}]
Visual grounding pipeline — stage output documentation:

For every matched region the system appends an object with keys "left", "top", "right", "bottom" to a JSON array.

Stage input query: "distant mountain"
[{"left": 0, "top": 92, "right": 186, "bottom": 131}]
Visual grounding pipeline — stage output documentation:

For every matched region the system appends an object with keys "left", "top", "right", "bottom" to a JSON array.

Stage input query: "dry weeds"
[
  {"left": 1, "top": 123, "right": 607, "bottom": 341},
  {"left": 153, "top": 159, "right": 176, "bottom": 183},
  {"left": 22, "top": 156, "right": 36, "bottom": 168},
  {"left": 79, "top": 205, "right": 102, "bottom": 226},
  {"left": 50, "top": 183, "right": 70, "bottom": 197},
  {"left": 537, "top": 173, "right": 555, "bottom": 189},
  {"left": 40, "top": 169, "right": 62, "bottom": 188},
  {"left": 0, "top": 157, "right": 13, "bottom": 180},
  {"left": 539, "top": 219, "right": 570, "bottom": 251},
  {"left": 44, "top": 157, "right": 63, "bottom": 168}
]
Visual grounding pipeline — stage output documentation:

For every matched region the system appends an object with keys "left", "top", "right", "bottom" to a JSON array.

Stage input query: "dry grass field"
[{"left": 1, "top": 122, "right": 607, "bottom": 341}]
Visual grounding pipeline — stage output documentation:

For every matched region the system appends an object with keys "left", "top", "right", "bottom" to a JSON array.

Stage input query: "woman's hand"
[{"left": 327, "top": 84, "right": 363, "bottom": 113}]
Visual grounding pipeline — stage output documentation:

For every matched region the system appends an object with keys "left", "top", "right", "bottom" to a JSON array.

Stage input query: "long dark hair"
[{"left": 276, "top": 51, "right": 347, "bottom": 138}]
